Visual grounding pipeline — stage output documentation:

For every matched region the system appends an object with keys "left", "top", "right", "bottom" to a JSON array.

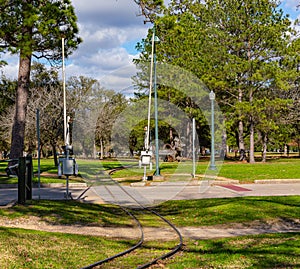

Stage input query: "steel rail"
[
  {"left": 80, "top": 166, "right": 183, "bottom": 268},
  {"left": 80, "top": 198, "right": 144, "bottom": 269},
  {"left": 112, "top": 181, "right": 183, "bottom": 269},
  {"left": 136, "top": 207, "right": 183, "bottom": 269}
]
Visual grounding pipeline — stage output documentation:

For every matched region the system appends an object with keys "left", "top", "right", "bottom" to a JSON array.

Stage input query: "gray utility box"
[
  {"left": 140, "top": 150, "right": 152, "bottom": 165},
  {"left": 58, "top": 157, "right": 78, "bottom": 177},
  {"left": 63, "top": 159, "right": 75, "bottom": 176}
]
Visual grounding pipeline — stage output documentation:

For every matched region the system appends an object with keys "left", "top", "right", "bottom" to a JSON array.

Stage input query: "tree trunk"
[
  {"left": 52, "top": 143, "right": 58, "bottom": 166},
  {"left": 10, "top": 51, "right": 32, "bottom": 159},
  {"left": 238, "top": 120, "right": 246, "bottom": 161},
  {"left": 186, "top": 120, "right": 192, "bottom": 158},
  {"left": 93, "top": 141, "right": 97, "bottom": 159},
  {"left": 261, "top": 133, "right": 267, "bottom": 163},
  {"left": 99, "top": 138, "right": 104, "bottom": 160},
  {"left": 237, "top": 88, "right": 246, "bottom": 161},
  {"left": 221, "top": 127, "right": 227, "bottom": 159},
  {"left": 249, "top": 118, "right": 255, "bottom": 163},
  {"left": 249, "top": 86, "right": 255, "bottom": 164}
]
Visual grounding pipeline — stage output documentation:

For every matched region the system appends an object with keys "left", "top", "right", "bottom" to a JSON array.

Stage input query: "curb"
[
  {"left": 254, "top": 179, "right": 300, "bottom": 184},
  {"left": 0, "top": 183, "right": 87, "bottom": 189}
]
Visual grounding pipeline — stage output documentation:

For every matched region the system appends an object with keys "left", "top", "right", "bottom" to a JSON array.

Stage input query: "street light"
[
  {"left": 62, "top": 37, "right": 67, "bottom": 146},
  {"left": 145, "top": 26, "right": 160, "bottom": 177},
  {"left": 153, "top": 29, "right": 160, "bottom": 176},
  {"left": 209, "top": 90, "right": 217, "bottom": 170}
]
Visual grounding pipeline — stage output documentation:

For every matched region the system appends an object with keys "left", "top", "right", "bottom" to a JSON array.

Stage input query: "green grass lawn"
[
  {"left": 217, "top": 159, "right": 300, "bottom": 182},
  {"left": 0, "top": 197, "right": 299, "bottom": 268},
  {"left": 0, "top": 194, "right": 297, "bottom": 223},
  {"left": 0, "top": 227, "right": 138, "bottom": 269},
  {"left": 1, "top": 157, "right": 299, "bottom": 268},
  {"left": 1, "top": 229, "right": 298, "bottom": 269},
  {"left": 96, "top": 157, "right": 300, "bottom": 184},
  {"left": 1, "top": 157, "right": 300, "bottom": 184},
  {"left": 171, "top": 233, "right": 300, "bottom": 269},
  {"left": 153, "top": 196, "right": 300, "bottom": 227},
  {"left": 2, "top": 196, "right": 299, "bottom": 228}
]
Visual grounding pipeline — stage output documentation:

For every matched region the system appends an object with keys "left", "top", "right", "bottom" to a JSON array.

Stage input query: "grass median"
[
  {"left": 0, "top": 197, "right": 299, "bottom": 268},
  {"left": 0, "top": 157, "right": 299, "bottom": 267},
  {"left": 1, "top": 157, "right": 300, "bottom": 184}
]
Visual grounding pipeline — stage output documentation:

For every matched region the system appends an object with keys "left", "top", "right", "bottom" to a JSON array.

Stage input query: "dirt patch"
[{"left": 0, "top": 216, "right": 299, "bottom": 241}]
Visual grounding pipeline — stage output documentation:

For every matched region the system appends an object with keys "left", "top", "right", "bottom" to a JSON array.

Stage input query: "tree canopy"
[
  {"left": 134, "top": 0, "right": 300, "bottom": 162},
  {"left": 0, "top": 0, "right": 82, "bottom": 159},
  {"left": 0, "top": 0, "right": 81, "bottom": 62}
]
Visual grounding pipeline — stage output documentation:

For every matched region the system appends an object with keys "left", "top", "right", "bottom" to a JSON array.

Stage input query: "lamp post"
[
  {"left": 62, "top": 37, "right": 67, "bottom": 146},
  {"left": 153, "top": 29, "right": 160, "bottom": 176},
  {"left": 209, "top": 90, "right": 216, "bottom": 170}
]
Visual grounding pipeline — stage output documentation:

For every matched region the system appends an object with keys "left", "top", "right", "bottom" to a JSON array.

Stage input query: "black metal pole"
[
  {"left": 18, "top": 157, "right": 26, "bottom": 204},
  {"left": 26, "top": 156, "right": 32, "bottom": 200}
]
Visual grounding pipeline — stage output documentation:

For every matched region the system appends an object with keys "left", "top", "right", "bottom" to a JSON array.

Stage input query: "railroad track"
[{"left": 79, "top": 166, "right": 183, "bottom": 269}]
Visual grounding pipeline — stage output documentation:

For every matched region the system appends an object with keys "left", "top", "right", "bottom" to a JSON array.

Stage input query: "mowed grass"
[
  {"left": 153, "top": 196, "right": 300, "bottom": 227},
  {"left": 0, "top": 228, "right": 299, "bottom": 268},
  {"left": 0, "top": 157, "right": 299, "bottom": 267},
  {"left": 1, "top": 196, "right": 299, "bottom": 228},
  {"left": 0, "top": 197, "right": 300, "bottom": 268},
  {"left": 170, "top": 233, "right": 300, "bottom": 269},
  {"left": 1, "top": 157, "right": 300, "bottom": 184},
  {"left": 217, "top": 159, "right": 300, "bottom": 182},
  {"left": 103, "top": 157, "right": 300, "bottom": 183},
  {"left": 0, "top": 227, "right": 137, "bottom": 269}
]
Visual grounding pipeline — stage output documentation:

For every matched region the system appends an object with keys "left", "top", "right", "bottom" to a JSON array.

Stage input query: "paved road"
[{"left": 1, "top": 180, "right": 300, "bottom": 207}]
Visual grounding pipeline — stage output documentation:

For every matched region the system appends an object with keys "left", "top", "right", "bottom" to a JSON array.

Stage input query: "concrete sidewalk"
[
  {"left": 1, "top": 180, "right": 300, "bottom": 207},
  {"left": 91, "top": 180, "right": 300, "bottom": 206}
]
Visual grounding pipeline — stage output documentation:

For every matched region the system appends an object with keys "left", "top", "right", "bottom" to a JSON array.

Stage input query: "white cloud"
[
  {"left": 1, "top": 0, "right": 299, "bottom": 92},
  {"left": 1, "top": 0, "right": 150, "bottom": 93},
  {"left": 68, "top": 0, "right": 149, "bottom": 90},
  {"left": 68, "top": 47, "right": 136, "bottom": 78},
  {"left": 73, "top": 0, "right": 145, "bottom": 27},
  {"left": 1, "top": 53, "right": 19, "bottom": 79}
]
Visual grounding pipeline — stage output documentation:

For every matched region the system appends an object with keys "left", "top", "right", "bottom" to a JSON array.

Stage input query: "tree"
[
  {"left": 0, "top": 76, "right": 16, "bottom": 153},
  {"left": 133, "top": 0, "right": 165, "bottom": 22},
  {"left": 26, "top": 63, "right": 63, "bottom": 165},
  {"left": 0, "top": 0, "right": 81, "bottom": 159},
  {"left": 134, "top": 0, "right": 298, "bottom": 162},
  {"left": 0, "top": 75, "right": 16, "bottom": 116},
  {"left": 95, "top": 93, "right": 128, "bottom": 159}
]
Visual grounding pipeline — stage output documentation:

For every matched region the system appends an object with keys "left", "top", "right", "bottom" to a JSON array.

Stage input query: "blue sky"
[{"left": 280, "top": 0, "right": 299, "bottom": 19}]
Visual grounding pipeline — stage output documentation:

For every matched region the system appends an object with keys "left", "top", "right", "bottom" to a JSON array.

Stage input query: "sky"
[{"left": 1, "top": 0, "right": 300, "bottom": 93}]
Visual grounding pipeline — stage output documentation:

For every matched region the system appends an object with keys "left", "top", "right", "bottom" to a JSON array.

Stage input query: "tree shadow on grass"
[
  {"left": 184, "top": 232, "right": 300, "bottom": 269},
  {"left": 151, "top": 196, "right": 300, "bottom": 226},
  {"left": 1, "top": 200, "right": 134, "bottom": 227}
]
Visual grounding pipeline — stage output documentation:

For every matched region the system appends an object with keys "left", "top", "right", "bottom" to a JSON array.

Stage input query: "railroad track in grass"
[{"left": 80, "top": 167, "right": 183, "bottom": 269}]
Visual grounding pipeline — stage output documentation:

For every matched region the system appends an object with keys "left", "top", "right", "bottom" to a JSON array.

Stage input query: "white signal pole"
[{"left": 62, "top": 37, "right": 67, "bottom": 146}]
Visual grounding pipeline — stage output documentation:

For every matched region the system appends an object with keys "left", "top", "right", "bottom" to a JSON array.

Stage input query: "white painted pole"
[
  {"left": 62, "top": 38, "right": 67, "bottom": 146},
  {"left": 192, "top": 118, "right": 196, "bottom": 178},
  {"left": 146, "top": 30, "right": 155, "bottom": 150}
]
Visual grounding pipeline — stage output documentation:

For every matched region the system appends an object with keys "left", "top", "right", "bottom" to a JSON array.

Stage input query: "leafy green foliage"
[
  {"left": 0, "top": 0, "right": 82, "bottom": 62},
  {"left": 134, "top": 0, "right": 299, "bottom": 161},
  {"left": 0, "top": 0, "right": 82, "bottom": 159},
  {"left": 134, "top": 0, "right": 165, "bottom": 22}
]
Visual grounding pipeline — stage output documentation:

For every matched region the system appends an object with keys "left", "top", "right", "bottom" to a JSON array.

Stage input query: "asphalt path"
[{"left": 1, "top": 180, "right": 300, "bottom": 207}]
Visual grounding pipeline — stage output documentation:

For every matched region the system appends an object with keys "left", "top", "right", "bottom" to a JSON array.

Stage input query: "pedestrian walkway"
[{"left": 1, "top": 180, "right": 300, "bottom": 207}]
